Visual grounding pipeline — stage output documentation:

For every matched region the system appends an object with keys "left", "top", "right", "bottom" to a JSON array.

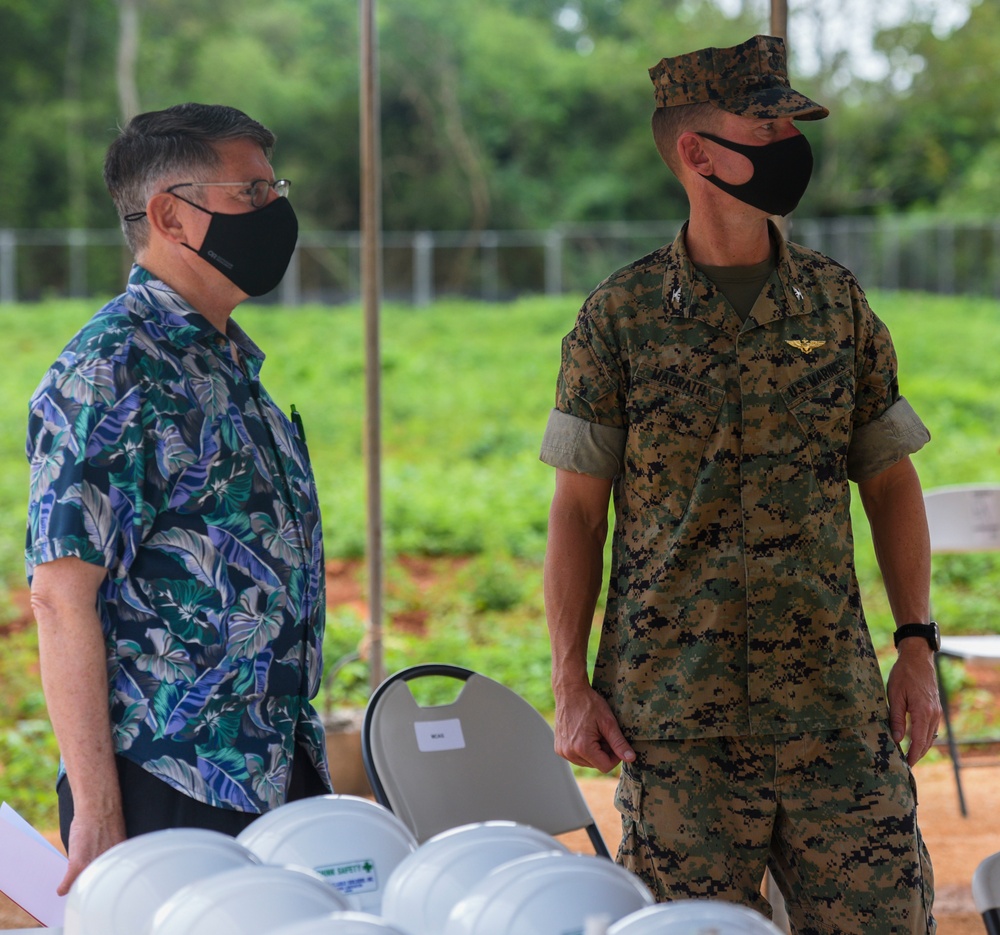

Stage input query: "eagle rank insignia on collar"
[{"left": 785, "top": 339, "right": 826, "bottom": 354}]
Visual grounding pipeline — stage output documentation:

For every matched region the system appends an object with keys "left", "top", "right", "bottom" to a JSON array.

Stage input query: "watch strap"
[{"left": 892, "top": 622, "right": 940, "bottom": 651}]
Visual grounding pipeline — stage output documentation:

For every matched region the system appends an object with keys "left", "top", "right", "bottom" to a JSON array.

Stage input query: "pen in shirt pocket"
[{"left": 290, "top": 404, "right": 307, "bottom": 443}]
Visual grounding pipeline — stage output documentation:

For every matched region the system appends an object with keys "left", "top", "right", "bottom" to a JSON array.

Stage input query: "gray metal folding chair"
[
  {"left": 361, "top": 663, "right": 611, "bottom": 856},
  {"left": 924, "top": 484, "right": 1000, "bottom": 816},
  {"left": 973, "top": 850, "right": 1000, "bottom": 935}
]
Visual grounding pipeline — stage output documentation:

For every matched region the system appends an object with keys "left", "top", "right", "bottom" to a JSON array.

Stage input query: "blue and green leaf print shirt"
[{"left": 25, "top": 265, "right": 331, "bottom": 812}]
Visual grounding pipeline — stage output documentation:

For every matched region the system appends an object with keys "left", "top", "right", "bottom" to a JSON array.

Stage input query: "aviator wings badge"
[{"left": 786, "top": 338, "right": 826, "bottom": 355}]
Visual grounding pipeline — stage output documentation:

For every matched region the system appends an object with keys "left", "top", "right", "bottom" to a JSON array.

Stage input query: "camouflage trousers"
[{"left": 615, "top": 720, "right": 935, "bottom": 934}]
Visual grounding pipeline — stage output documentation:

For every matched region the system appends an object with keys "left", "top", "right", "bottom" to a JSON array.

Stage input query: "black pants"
[{"left": 58, "top": 750, "right": 329, "bottom": 852}]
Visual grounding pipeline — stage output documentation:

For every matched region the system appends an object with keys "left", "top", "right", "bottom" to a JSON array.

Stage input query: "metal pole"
[
  {"left": 770, "top": 0, "right": 788, "bottom": 38},
  {"left": 482, "top": 230, "right": 499, "bottom": 302},
  {"left": 280, "top": 246, "right": 301, "bottom": 307},
  {"left": 545, "top": 229, "right": 564, "bottom": 296},
  {"left": 770, "top": 0, "right": 790, "bottom": 242},
  {"left": 360, "top": 0, "right": 385, "bottom": 693},
  {"left": 413, "top": 231, "right": 434, "bottom": 307},
  {"left": 0, "top": 230, "right": 17, "bottom": 304},
  {"left": 767, "top": 12, "right": 792, "bottom": 930},
  {"left": 69, "top": 228, "right": 87, "bottom": 298}
]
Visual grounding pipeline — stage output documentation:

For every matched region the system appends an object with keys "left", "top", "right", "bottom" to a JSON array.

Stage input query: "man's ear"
[
  {"left": 145, "top": 192, "right": 188, "bottom": 244},
  {"left": 677, "top": 131, "right": 713, "bottom": 177}
]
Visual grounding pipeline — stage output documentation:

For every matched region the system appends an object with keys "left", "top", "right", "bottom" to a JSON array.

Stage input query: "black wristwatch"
[{"left": 892, "top": 621, "right": 941, "bottom": 652}]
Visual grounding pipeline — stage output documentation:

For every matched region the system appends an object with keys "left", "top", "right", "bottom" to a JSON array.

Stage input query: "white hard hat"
[
  {"left": 236, "top": 794, "right": 418, "bottom": 913},
  {"left": 150, "top": 864, "right": 351, "bottom": 935},
  {"left": 64, "top": 828, "right": 259, "bottom": 935},
  {"left": 607, "top": 900, "right": 786, "bottom": 934},
  {"left": 444, "top": 851, "right": 655, "bottom": 935},
  {"left": 266, "top": 911, "right": 411, "bottom": 934},
  {"left": 382, "top": 821, "right": 567, "bottom": 935}
]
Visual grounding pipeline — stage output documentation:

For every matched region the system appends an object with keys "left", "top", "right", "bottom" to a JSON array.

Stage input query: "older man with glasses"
[{"left": 25, "top": 102, "right": 331, "bottom": 894}]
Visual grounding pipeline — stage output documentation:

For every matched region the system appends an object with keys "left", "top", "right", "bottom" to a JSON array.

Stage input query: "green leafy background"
[{"left": 1, "top": 289, "right": 997, "bottom": 822}]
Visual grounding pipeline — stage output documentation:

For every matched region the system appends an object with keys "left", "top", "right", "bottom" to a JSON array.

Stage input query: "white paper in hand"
[{"left": 0, "top": 801, "right": 68, "bottom": 927}]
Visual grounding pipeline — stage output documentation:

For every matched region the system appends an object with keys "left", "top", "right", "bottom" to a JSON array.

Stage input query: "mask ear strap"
[
  {"left": 141, "top": 190, "right": 207, "bottom": 251},
  {"left": 166, "top": 192, "right": 213, "bottom": 255}
]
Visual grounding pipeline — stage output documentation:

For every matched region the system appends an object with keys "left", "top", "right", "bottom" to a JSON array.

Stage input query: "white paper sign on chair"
[{"left": 415, "top": 718, "right": 466, "bottom": 752}]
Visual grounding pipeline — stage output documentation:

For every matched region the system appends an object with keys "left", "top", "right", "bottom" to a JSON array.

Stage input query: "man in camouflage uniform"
[{"left": 540, "top": 35, "right": 939, "bottom": 933}]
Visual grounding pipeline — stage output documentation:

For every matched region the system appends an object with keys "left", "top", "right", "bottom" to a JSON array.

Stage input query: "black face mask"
[
  {"left": 176, "top": 195, "right": 299, "bottom": 296},
  {"left": 696, "top": 132, "right": 814, "bottom": 217}
]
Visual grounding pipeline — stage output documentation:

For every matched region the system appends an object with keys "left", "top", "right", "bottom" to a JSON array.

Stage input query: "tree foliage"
[
  {"left": 0, "top": 0, "right": 989, "bottom": 235},
  {"left": 805, "top": 0, "right": 991, "bottom": 215}
]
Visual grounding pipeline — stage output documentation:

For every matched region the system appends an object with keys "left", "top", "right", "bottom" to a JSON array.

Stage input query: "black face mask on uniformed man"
[
  {"left": 696, "top": 132, "right": 814, "bottom": 217},
  {"left": 175, "top": 195, "right": 299, "bottom": 297}
]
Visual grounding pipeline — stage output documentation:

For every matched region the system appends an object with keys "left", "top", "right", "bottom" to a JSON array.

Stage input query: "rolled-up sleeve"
[
  {"left": 540, "top": 300, "right": 628, "bottom": 478},
  {"left": 539, "top": 408, "right": 625, "bottom": 478},
  {"left": 847, "top": 396, "right": 930, "bottom": 483}
]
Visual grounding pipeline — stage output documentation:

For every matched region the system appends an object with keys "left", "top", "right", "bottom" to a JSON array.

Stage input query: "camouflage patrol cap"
[{"left": 649, "top": 34, "right": 828, "bottom": 120}]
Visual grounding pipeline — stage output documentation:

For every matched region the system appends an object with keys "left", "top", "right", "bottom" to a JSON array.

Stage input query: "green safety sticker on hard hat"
[{"left": 315, "top": 859, "right": 378, "bottom": 895}]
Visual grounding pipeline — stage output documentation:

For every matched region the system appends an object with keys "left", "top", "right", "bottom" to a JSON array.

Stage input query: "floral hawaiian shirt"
[{"left": 25, "top": 265, "right": 331, "bottom": 812}]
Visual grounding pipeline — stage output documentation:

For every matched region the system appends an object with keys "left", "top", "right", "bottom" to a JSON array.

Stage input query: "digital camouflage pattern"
[
  {"left": 540, "top": 221, "right": 930, "bottom": 741},
  {"left": 649, "top": 34, "right": 828, "bottom": 120},
  {"left": 616, "top": 723, "right": 935, "bottom": 933},
  {"left": 26, "top": 265, "right": 331, "bottom": 813}
]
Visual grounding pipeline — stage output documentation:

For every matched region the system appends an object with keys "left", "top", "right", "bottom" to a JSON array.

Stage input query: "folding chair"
[
  {"left": 973, "top": 850, "right": 1000, "bottom": 935},
  {"left": 360, "top": 663, "right": 611, "bottom": 856},
  {"left": 924, "top": 484, "right": 1000, "bottom": 817}
]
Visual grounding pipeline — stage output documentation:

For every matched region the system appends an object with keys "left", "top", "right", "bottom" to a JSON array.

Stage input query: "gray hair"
[
  {"left": 651, "top": 101, "right": 723, "bottom": 176},
  {"left": 104, "top": 103, "right": 276, "bottom": 255}
]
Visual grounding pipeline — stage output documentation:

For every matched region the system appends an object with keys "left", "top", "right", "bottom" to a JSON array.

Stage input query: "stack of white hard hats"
[
  {"left": 382, "top": 820, "right": 567, "bottom": 935},
  {"left": 607, "top": 899, "right": 787, "bottom": 934},
  {"left": 268, "top": 912, "right": 411, "bottom": 934},
  {"left": 444, "top": 850, "right": 655, "bottom": 935},
  {"left": 149, "top": 864, "right": 350, "bottom": 934},
  {"left": 236, "top": 794, "right": 418, "bottom": 913},
  {"left": 64, "top": 803, "right": 775, "bottom": 935},
  {"left": 63, "top": 828, "right": 260, "bottom": 935}
]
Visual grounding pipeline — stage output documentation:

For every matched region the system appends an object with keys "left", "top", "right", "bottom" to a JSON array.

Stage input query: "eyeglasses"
[{"left": 166, "top": 178, "right": 292, "bottom": 208}]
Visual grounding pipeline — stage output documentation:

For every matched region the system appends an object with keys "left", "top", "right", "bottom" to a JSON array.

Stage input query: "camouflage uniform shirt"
[{"left": 540, "top": 223, "right": 930, "bottom": 739}]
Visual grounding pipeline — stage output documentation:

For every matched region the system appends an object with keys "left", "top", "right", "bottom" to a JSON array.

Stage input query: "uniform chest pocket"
[
  {"left": 624, "top": 370, "right": 723, "bottom": 521},
  {"left": 780, "top": 364, "right": 855, "bottom": 500}
]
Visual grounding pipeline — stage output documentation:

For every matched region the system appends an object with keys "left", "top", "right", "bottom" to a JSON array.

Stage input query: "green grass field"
[{"left": 1, "top": 289, "right": 998, "bottom": 823}]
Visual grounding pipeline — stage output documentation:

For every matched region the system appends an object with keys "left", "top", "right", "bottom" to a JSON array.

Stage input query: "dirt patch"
[
  {"left": 325, "top": 555, "right": 473, "bottom": 638},
  {"left": 0, "top": 590, "right": 33, "bottom": 636},
  {"left": 324, "top": 558, "right": 367, "bottom": 619}
]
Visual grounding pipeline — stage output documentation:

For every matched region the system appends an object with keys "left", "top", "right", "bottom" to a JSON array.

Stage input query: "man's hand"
[
  {"left": 553, "top": 683, "right": 636, "bottom": 773},
  {"left": 58, "top": 806, "right": 127, "bottom": 895},
  {"left": 886, "top": 640, "right": 942, "bottom": 766}
]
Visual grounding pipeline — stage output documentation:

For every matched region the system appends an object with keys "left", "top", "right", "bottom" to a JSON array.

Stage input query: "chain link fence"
[{"left": 3, "top": 216, "right": 1000, "bottom": 305}]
